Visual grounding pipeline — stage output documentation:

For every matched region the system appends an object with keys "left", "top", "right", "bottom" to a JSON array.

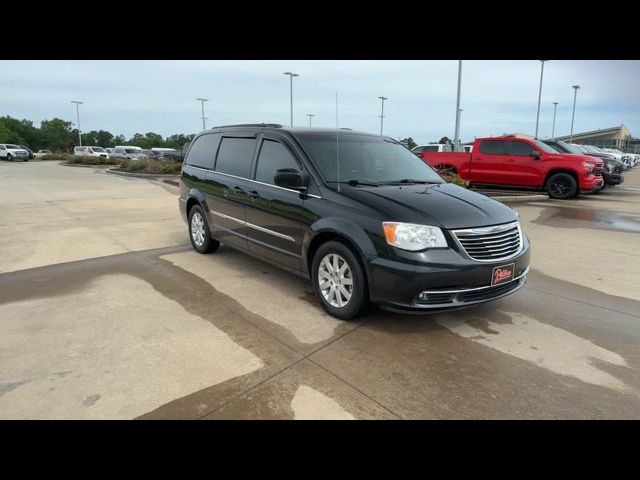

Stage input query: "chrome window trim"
[
  {"left": 419, "top": 267, "right": 529, "bottom": 295},
  {"left": 451, "top": 221, "right": 523, "bottom": 263},
  {"left": 183, "top": 166, "right": 322, "bottom": 198},
  {"left": 208, "top": 208, "right": 296, "bottom": 243}
]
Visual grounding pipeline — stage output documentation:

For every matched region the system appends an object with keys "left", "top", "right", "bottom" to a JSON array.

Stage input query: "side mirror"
[
  {"left": 274, "top": 168, "right": 305, "bottom": 190},
  {"left": 531, "top": 150, "right": 541, "bottom": 159}
]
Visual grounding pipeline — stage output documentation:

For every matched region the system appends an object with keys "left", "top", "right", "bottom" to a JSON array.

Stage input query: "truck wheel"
[
  {"left": 435, "top": 164, "right": 455, "bottom": 175},
  {"left": 546, "top": 173, "right": 577, "bottom": 200},
  {"left": 312, "top": 241, "right": 370, "bottom": 320},
  {"left": 7, "top": 154, "right": 13, "bottom": 162}
]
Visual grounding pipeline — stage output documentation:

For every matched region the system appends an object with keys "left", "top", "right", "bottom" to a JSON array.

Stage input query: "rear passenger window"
[
  {"left": 479, "top": 140, "right": 506, "bottom": 155},
  {"left": 255, "top": 140, "right": 300, "bottom": 184},
  {"left": 215, "top": 137, "right": 257, "bottom": 178},
  {"left": 185, "top": 133, "right": 221, "bottom": 169},
  {"left": 509, "top": 141, "right": 536, "bottom": 156}
]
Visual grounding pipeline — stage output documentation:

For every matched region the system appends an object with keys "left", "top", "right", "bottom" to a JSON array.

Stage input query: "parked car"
[
  {"left": 150, "top": 148, "right": 182, "bottom": 162},
  {"left": 18, "top": 145, "right": 34, "bottom": 159},
  {"left": 105, "top": 148, "right": 113, "bottom": 154},
  {"left": 601, "top": 148, "right": 637, "bottom": 168},
  {"left": 34, "top": 149, "right": 53, "bottom": 158},
  {"left": 411, "top": 144, "right": 452, "bottom": 159},
  {"left": 110, "top": 146, "right": 149, "bottom": 160},
  {"left": 421, "top": 134, "right": 604, "bottom": 199},
  {"left": 569, "top": 144, "right": 626, "bottom": 171},
  {"left": 74, "top": 146, "right": 110, "bottom": 158},
  {"left": 543, "top": 140, "right": 624, "bottom": 188},
  {"left": 0, "top": 144, "right": 30, "bottom": 161},
  {"left": 179, "top": 124, "right": 530, "bottom": 320}
]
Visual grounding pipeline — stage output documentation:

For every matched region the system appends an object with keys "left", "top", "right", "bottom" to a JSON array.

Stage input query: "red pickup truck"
[{"left": 422, "top": 135, "right": 604, "bottom": 199}]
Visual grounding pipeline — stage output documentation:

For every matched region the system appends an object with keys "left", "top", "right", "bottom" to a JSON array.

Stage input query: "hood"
[
  {"left": 338, "top": 182, "right": 518, "bottom": 230},
  {"left": 548, "top": 152, "right": 602, "bottom": 165}
]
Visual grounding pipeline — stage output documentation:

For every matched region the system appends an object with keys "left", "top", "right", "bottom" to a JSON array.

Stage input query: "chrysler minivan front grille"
[{"left": 452, "top": 221, "right": 522, "bottom": 262}]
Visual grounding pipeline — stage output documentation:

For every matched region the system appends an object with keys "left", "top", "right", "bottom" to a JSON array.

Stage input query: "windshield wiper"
[
  {"left": 380, "top": 179, "right": 441, "bottom": 185},
  {"left": 327, "top": 180, "right": 380, "bottom": 187}
]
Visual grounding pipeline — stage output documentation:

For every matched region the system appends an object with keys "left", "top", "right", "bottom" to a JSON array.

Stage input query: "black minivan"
[{"left": 179, "top": 124, "right": 530, "bottom": 319}]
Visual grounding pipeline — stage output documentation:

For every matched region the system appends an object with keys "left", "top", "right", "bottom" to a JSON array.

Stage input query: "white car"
[
  {"left": 34, "top": 149, "right": 53, "bottom": 158},
  {"left": 601, "top": 148, "right": 636, "bottom": 168},
  {"left": 411, "top": 143, "right": 453, "bottom": 154},
  {"left": 74, "top": 146, "right": 110, "bottom": 158},
  {"left": 110, "top": 146, "right": 148, "bottom": 160},
  {"left": 0, "top": 144, "right": 30, "bottom": 161}
]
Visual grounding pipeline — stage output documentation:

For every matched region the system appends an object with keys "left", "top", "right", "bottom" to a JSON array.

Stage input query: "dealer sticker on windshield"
[{"left": 492, "top": 263, "right": 515, "bottom": 286}]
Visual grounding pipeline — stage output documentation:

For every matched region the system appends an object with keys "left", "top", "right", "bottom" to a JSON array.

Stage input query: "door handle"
[
  {"left": 247, "top": 190, "right": 260, "bottom": 198},
  {"left": 230, "top": 186, "right": 245, "bottom": 194}
]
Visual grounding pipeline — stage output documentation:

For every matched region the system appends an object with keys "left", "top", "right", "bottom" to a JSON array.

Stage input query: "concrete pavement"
[{"left": 1, "top": 161, "right": 639, "bottom": 419}]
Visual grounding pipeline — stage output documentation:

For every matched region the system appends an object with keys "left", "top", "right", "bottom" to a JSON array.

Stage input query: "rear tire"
[
  {"left": 188, "top": 204, "right": 219, "bottom": 254},
  {"left": 312, "top": 241, "right": 370, "bottom": 320},
  {"left": 546, "top": 173, "right": 577, "bottom": 200}
]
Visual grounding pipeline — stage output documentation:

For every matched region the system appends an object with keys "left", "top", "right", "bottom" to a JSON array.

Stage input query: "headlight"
[
  {"left": 382, "top": 222, "right": 448, "bottom": 251},
  {"left": 606, "top": 163, "right": 614, "bottom": 172}
]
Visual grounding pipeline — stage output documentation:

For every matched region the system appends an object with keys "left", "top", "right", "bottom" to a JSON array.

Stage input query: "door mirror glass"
[{"left": 274, "top": 168, "right": 304, "bottom": 190}]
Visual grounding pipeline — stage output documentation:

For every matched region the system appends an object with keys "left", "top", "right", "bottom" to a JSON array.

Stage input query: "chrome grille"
[{"left": 452, "top": 221, "right": 522, "bottom": 262}]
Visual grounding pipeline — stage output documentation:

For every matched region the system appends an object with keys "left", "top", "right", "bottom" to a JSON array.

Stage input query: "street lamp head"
[
  {"left": 70, "top": 100, "right": 83, "bottom": 104},
  {"left": 553, "top": 101, "right": 559, "bottom": 105},
  {"left": 283, "top": 72, "right": 299, "bottom": 77},
  {"left": 572, "top": 85, "right": 581, "bottom": 90},
  {"left": 378, "top": 96, "right": 388, "bottom": 101},
  {"left": 196, "top": 98, "right": 209, "bottom": 102}
]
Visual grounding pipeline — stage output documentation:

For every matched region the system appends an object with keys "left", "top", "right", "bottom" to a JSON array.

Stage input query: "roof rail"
[{"left": 211, "top": 123, "right": 283, "bottom": 129}]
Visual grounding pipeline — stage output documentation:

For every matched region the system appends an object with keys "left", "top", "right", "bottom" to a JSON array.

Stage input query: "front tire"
[
  {"left": 312, "top": 241, "right": 370, "bottom": 320},
  {"left": 7, "top": 154, "right": 13, "bottom": 162},
  {"left": 546, "top": 173, "right": 577, "bottom": 199},
  {"left": 188, "top": 204, "right": 219, "bottom": 254}
]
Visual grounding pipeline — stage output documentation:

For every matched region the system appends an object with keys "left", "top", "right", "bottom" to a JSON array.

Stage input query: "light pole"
[
  {"left": 195, "top": 98, "right": 209, "bottom": 130},
  {"left": 306, "top": 114, "right": 315, "bottom": 126},
  {"left": 453, "top": 60, "right": 463, "bottom": 147},
  {"left": 570, "top": 85, "right": 580, "bottom": 142},
  {"left": 283, "top": 72, "right": 299, "bottom": 127},
  {"left": 378, "top": 96, "right": 388, "bottom": 135},
  {"left": 551, "top": 102, "right": 559, "bottom": 138},
  {"left": 535, "top": 60, "right": 547, "bottom": 138},
  {"left": 458, "top": 109, "right": 463, "bottom": 147},
  {"left": 71, "top": 100, "right": 83, "bottom": 146}
]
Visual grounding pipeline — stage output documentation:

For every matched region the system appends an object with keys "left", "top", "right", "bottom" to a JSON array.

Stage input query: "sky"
[{"left": 1, "top": 60, "right": 639, "bottom": 143}]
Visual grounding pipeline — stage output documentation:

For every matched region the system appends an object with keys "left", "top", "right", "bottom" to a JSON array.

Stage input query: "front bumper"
[
  {"left": 604, "top": 172, "right": 624, "bottom": 186},
  {"left": 580, "top": 175, "right": 604, "bottom": 193},
  {"left": 367, "top": 236, "right": 531, "bottom": 311}
]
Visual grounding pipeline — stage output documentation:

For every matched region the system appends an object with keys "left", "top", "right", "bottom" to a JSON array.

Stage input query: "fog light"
[{"left": 418, "top": 292, "right": 429, "bottom": 301}]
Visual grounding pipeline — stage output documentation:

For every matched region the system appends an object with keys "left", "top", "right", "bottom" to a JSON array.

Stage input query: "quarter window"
[
  {"left": 479, "top": 140, "right": 506, "bottom": 155},
  {"left": 185, "top": 133, "right": 221, "bottom": 169},
  {"left": 215, "top": 137, "right": 257, "bottom": 178},
  {"left": 255, "top": 140, "right": 300, "bottom": 185}
]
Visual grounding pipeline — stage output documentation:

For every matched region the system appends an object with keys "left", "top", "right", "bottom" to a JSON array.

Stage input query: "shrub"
[
  {"left": 66, "top": 155, "right": 118, "bottom": 165},
  {"left": 119, "top": 158, "right": 181, "bottom": 174},
  {"left": 441, "top": 173, "right": 469, "bottom": 188}
]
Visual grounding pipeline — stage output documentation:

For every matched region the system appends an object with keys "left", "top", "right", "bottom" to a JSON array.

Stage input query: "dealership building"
[{"left": 552, "top": 124, "right": 640, "bottom": 153}]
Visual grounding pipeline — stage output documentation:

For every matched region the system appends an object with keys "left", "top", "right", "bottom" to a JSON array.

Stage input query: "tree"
[
  {"left": 438, "top": 136, "right": 452, "bottom": 145},
  {"left": 399, "top": 137, "right": 417, "bottom": 150},
  {"left": 40, "top": 118, "right": 75, "bottom": 151},
  {"left": 96, "top": 130, "right": 114, "bottom": 148}
]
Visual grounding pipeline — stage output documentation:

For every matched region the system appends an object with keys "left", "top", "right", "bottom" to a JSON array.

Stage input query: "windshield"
[
  {"left": 6, "top": 144, "right": 19, "bottom": 149},
  {"left": 295, "top": 134, "right": 444, "bottom": 185},
  {"left": 125, "top": 148, "right": 141, "bottom": 154},
  {"left": 557, "top": 141, "right": 584, "bottom": 154},
  {"left": 91, "top": 147, "right": 105, "bottom": 152},
  {"left": 532, "top": 139, "right": 559, "bottom": 154},
  {"left": 570, "top": 143, "right": 588, "bottom": 153}
]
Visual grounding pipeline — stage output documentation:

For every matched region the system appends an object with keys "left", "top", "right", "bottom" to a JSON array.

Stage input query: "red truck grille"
[{"left": 593, "top": 164, "right": 603, "bottom": 176}]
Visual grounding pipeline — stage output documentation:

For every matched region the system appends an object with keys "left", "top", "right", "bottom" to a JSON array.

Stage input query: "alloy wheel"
[
  {"left": 317, "top": 253, "right": 353, "bottom": 308},
  {"left": 190, "top": 211, "right": 206, "bottom": 247}
]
